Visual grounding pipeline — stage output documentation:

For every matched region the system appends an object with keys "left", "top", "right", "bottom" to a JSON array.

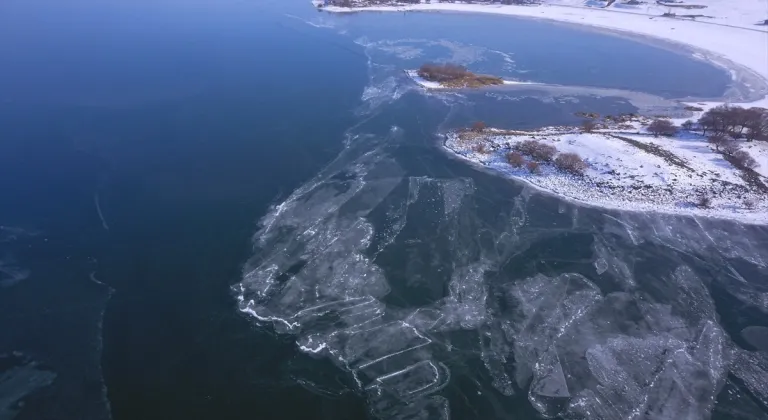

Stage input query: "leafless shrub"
[
  {"left": 514, "top": 140, "right": 557, "bottom": 161},
  {"left": 472, "top": 143, "right": 488, "bottom": 154},
  {"left": 732, "top": 150, "right": 759, "bottom": 169},
  {"left": 681, "top": 120, "right": 695, "bottom": 131},
  {"left": 647, "top": 119, "right": 678, "bottom": 137},
  {"left": 554, "top": 152, "right": 588, "bottom": 175},
  {"left": 743, "top": 198, "right": 757, "bottom": 210},
  {"left": 696, "top": 194, "right": 712, "bottom": 209},
  {"left": 526, "top": 161, "right": 541, "bottom": 174},
  {"left": 507, "top": 151, "right": 526, "bottom": 168},
  {"left": 532, "top": 143, "right": 557, "bottom": 161}
]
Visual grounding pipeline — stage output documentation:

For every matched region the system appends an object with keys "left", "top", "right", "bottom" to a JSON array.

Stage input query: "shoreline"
[
  {"left": 320, "top": 1, "right": 768, "bottom": 224},
  {"left": 441, "top": 122, "right": 768, "bottom": 225},
  {"left": 444, "top": 145, "right": 768, "bottom": 225},
  {"left": 321, "top": 2, "right": 768, "bottom": 106}
]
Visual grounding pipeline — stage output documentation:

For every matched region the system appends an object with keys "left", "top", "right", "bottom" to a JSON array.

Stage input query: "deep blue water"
[{"left": 1, "top": 0, "right": 767, "bottom": 419}]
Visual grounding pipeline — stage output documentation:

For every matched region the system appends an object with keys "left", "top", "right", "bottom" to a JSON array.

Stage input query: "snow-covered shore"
[
  {"left": 323, "top": 0, "right": 768, "bottom": 104},
  {"left": 321, "top": 0, "right": 768, "bottom": 223},
  {"left": 444, "top": 123, "right": 768, "bottom": 224}
]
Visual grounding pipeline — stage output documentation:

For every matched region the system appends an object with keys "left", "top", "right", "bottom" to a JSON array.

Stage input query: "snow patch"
[{"left": 444, "top": 126, "right": 768, "bottom": 224}]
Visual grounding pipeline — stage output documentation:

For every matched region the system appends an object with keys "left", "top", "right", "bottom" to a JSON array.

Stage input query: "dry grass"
[
  {"left": 418, "top": 63, "right": 503, "bottom": 88},
  {"left": 439, "top": 75, "right": 504, "bottom": 88}
]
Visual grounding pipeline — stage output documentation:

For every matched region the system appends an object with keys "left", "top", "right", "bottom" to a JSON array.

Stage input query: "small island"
[{"left": 411, "top": 63, "right": 504, "bottom": 89}]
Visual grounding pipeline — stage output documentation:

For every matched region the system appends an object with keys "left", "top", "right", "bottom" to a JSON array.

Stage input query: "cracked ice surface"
[
  {"left": 236, "top": 135, "right": 768, "bottom": 419},
  {"left": 236, "top": 143, "right": 488, "bottom": 418}
]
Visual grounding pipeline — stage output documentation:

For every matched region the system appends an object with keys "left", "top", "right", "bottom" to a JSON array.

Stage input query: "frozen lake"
[{"left": 1, "top": 0, "right": 766, "bottom": 419}]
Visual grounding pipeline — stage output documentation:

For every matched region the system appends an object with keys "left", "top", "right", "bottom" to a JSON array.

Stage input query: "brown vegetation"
[
  {"left": 417, "top": 63, "right": 504, "bottom": 88},
  {"left": 526, "top": 161, "right": 541, "bottom": 174},
  {"left": 698, "top": 105, "right": 768, "bottom": 141},
  {"left": 472, "top": 143, "right": 489, "bottom": 154},
  {"left": 471, "top": 121, "right": 486, "bottom": 132},
  {"left": 647, "top": 119, "right": 678, "bottom": 137},
  {"left": 507, "top": 151, "right": 526, "bottom": 168},
  {"left": 581, "top": 120, "right": 598, "bottom": 133},
  {"left": 514, "top": 140, "right": 557, "bottom": 161},
  {"left": 554, "top": 153, "right": 588, "bottom": 175}
]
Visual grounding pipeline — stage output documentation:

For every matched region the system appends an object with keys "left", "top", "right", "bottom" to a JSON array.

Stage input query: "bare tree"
[
  {"left": 681, "top": 120, "right": 695, "bottom": 131},
  {"left": 721, "top": 138, "right": 741, "bottom": 156},
  {"left": 697, "top": 105, "right": 765, "bottom": 137},
  {"left": 707, "top": 134, "right": 728, "bottom": 151},
  {"left": 744, "top": 107, "right": 768, "bottom": 141},
  {"left": 698, "top": 111, "right": 716, "bottom": 136},
  {"left": 581, "top": 120, "right": 598, "bottom": 133},
  {"left": 647, "top": 119, "right": 677, "bottom": 137},
  {"left": 698, "top": 105, "right": 731, "bottom": 136},
  {"left": 472, "top": 121, "right": 487, "bottom": 132}
]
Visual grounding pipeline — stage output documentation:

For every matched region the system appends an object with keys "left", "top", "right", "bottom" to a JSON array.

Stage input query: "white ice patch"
[
  {"left": 236, "top": 145, "right": 493, "bottom": 418},
  {"left": 730, "top": 347, "right": 768, "bottom": 408}
]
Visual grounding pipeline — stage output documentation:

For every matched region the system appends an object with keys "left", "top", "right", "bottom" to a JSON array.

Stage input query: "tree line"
[{"left": 694, "top": 105, "right": 768, "bottom": 142}]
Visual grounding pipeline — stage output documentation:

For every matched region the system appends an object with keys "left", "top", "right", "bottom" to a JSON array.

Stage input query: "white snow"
[
  {"left": 322, "top": 0, "right": 768, "bottom": 223},
  {"left": 445, "top": 126, "right": 768, "bottom": 224},
  {"left": 404, "top": 70, "right": 444, "bottom": 89},
  {"left": 324, "top": 0, "right": 768, "bottom": 104},
  {"left": 744, "top": 140, "right": 768, "bottom": 179}
]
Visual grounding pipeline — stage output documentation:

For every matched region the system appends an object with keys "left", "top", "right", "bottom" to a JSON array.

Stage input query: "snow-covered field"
[{"left": 445, "top": 125, "right": 768, "bottom": 223}]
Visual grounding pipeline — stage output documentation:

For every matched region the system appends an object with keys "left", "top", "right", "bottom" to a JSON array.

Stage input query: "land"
[
  {"left": 317, "top": 0, "right": 768, "bottom": 222},
  {"left": 445, "top": 113, "right": 768, "bottom": 223},
  {"left": 317, "top": 0, "right": 768, "bottom": 102},
  {"left": 414, "top": 63, "right": 504, "bottom": 88}
]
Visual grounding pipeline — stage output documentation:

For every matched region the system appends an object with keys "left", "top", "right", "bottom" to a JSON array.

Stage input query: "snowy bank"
[
  {"left": 444, "top": 123, "right": 768, "bottom": 224},
  {"left": 323, "top": 0, "right": 768, "bottom": 104}
]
